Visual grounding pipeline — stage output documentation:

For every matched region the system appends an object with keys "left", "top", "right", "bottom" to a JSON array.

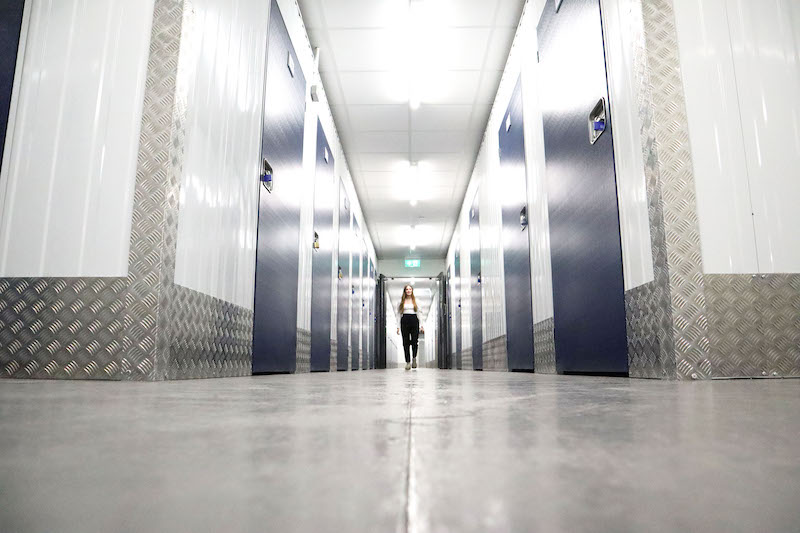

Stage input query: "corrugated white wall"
[
  {"left": 600, "top": 0, "right": 655, "bottom": 289},
  {"left": 458, "top": 207, "right": 471, "bottom": 352},
  {"left": 173, "top": 0, "right": 268, "bottom": 309},
  {"left": 0, "top": 0, "right": 154, "bottom": 277},
  {"left": 476, "top": 144, "right": 506, "bottom": 343},
  {"left": 674, "top": 0, "right": 800, "bottom": 274}
]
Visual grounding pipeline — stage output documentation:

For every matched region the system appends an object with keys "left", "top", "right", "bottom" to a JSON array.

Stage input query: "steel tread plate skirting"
[
  {"left": 704, "top": 274, "right": 800, "bottom": 378},
  {"left": 641, "top": 0, "right": 711, "bottom": 380},
  {"left": 481, "top": 335, "right": 508, "bottom": 371},
  {"left": 460, "top": 349, "right": 473, "bottom": 371},
  {"left": 533, "top": 318, "right": 556, "bottom": 374},
  {"left": 296, "top": 328, "right": 311, "bottom": 373}
]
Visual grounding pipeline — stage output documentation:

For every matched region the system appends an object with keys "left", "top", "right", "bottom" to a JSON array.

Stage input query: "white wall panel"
[
  {"left": 600, "top": 0, "right": 655, "bottom": 288},
  {"left": 476, "top": 144, "right": 506, "bottom": 342},
  {"left": 726, "top": 0, "right": 800, "bottom": 273},
  {"left": 520, "top": 22, "right": 555, "bottom": 320},
  {"left": 0, "top": 0, "right": 154, "bottom": 277},
  {"left": 673, "top": 0, "right": 759, "bottom": 274},
  {"left": 459, "top": 201, "right": 472, "bottom": 350},
  {"left": 296, "top": 102, "right": 318, "bottom": 330},
  {"left": 173, "top": 0, "right": 268, "bottom": 309}
]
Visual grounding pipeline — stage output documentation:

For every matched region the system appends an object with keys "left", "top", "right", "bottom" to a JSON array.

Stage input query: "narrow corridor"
[{"left": 1, "top": 373, "right": 797, "bottom": 532}]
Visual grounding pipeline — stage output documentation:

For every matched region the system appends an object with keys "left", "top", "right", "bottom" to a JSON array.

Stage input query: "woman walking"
[{"left": 396, "top": 284, "right": 420, "bottom": 370}]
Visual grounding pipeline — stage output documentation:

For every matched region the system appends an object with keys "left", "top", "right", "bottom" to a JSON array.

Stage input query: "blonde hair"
[{"left": 398, "top": 285, "right": 418, "bottom": 314}]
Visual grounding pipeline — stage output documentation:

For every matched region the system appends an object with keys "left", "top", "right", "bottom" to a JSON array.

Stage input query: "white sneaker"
[
  {"left": 412, "top": 358, "right": 418, "bottom": 369},
  {"left": 405, "top": 362, "right": 411, "bottom": 370}
]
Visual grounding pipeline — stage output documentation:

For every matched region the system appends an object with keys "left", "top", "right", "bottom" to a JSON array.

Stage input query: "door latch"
[
  {"left": 261, "top": 158, "right": 274, "bottom": 192},
  {"left": 588, "top": 98, "right": 607, "bottom": 145},
  {"left": 519, "top": 205, "right": 529, "bottom": 230}
]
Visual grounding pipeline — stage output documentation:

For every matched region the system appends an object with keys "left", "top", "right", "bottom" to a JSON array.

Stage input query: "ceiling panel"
[
  {"left": 297, "top": 0, "right": 526, "bottom": 260},
  {"left": 426, "top": 28, "right": 492, "bottom": 71},
  {"left": 339, "top": 71, "right": 408, "bottom": 105},
  {"left": 327, "top": 29, "right": 403, "bottom": 71},
  {"left": 352, "top": 131, "right": 409, "bottom": 153},
  {"left": 411, "top": 104, "right": 473, "bottom": 131},
  {"left": 348, "top": 104, "right": 408, "bottom": 131},
  {"left": 320, "top": 0, "right": 408, "bottom": 29},
  {"left": 420, "top": 70, "right": 482, "bottom": 105},
  {"left": 411, "top": 131, "right": 468, "bottom": 153}
]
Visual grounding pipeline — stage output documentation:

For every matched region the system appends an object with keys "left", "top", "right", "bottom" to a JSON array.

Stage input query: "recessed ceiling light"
[{"left": 410, "top": 199, "right": 418, "bottom": 206}]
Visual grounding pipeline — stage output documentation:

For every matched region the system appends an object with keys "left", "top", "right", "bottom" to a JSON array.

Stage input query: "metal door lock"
[
  {"left": 519, "top": 205, "right": 529, "bottom": 230},
  {"left": 588, "top": 98, "right": 607, "bottom": 145},
  {"left": 261, "top": 158, "right": 274, "bottom": 192},
  {"left": 313, "top": 232, "right": 320, "bottom": 250}
]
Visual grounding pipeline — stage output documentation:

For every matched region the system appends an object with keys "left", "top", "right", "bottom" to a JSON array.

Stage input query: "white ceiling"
[{"left": 298, "top": 0, "right": 525, "bottom": 259}]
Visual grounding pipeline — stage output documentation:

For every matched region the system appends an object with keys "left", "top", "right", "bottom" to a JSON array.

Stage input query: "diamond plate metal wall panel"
[
  {"left": 330, "top": 339, "right": 337, "bottom": 372},
  {"left": 625, "top": 281, "right": 668, "bottom": 378},
  {"left": 1, "top": 277, "right": 131, "bottom": 379},
  {"left": 296, "top": 328, "right": 311, "bottom": 373},
  {"left": 533, "top": 318, "right": 556, "bottom": 375},
  {"left": 640, "top": 0, "right": 710, "bottom": 380},
  {"left": 165, "top": 285, "right": 252, "bottom": 379},
  {"left": 481, "top": 335, "right": 508, "bottom": 371},
  {"left": 460, "top": 349, "right": 473, "bottom": 372},
  {"left": 705, "top": 274, "right": 800, "bottom": 379}
]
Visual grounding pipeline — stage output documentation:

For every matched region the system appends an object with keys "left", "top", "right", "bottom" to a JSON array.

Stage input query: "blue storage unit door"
[
  {"left": 252, "top": 0, "right": 307, "bottom": 374},
  {"left": 469, "top": 190, "right": 483, "bottom": 370},
  {"left": 310, "top": 120, "right": 335, "bottom": 372},
  {"left": 361, "top": 242, "right": 368, "bottom": 370},
  {"left": 0, "top": 0, "right": 25, "bottom": 164},
  {"left": 336, "top": 184, "right": 351, "bottom": 371},
  {"left": 453, "top": 250, "right": 462, "bottom": 369},
  {"left": 350, "top": 220, "right": 361, "bottom": 370},
  {"left": 498, "top": 77, "right": 535, "bottom": 372},
  {"left": 538, "top": 0, "right": 628, "bottom": 375}
]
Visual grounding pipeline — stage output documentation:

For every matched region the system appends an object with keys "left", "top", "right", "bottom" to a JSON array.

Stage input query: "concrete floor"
[{"left": 0, "top": 370, "right": 798, "bottom": 533}]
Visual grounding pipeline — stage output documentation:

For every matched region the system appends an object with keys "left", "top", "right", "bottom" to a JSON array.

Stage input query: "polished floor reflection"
[{"left": 0, "top": 371, "right": 798, "bottom": 532}]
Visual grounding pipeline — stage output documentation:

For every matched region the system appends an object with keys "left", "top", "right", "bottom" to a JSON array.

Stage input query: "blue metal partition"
[
  {"left": 469, "top": 190, "right": 483, "bottom": 370},
  {"left": 351, "top": 220, "right": 361, "bottom": 370},
  {"left": 0, "top": 0, "right": 25, "bottom": 164},
  {"left": 336, "top": 184, "right": 351, "bottom": 370},
  {"left": 498, "top": 77, "right": 535, "bottom": 372},
  {"left": 538, "top": 0, "right": 628, "bottom": 375},
  {"left": 253, "top": 0, "right": 307, "bottom": 373},
  {"left": 310, "top": 120, "right": 335, "bottom": 372}
]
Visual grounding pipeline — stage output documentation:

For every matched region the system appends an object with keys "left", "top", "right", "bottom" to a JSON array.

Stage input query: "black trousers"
[{"left": 400, "top": 314, "right": 419, "bottom": 363}]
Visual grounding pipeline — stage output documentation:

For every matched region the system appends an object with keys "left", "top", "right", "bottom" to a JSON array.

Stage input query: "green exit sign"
[{"left": 405, "top": 259, "right": 421, "bottom": 268}]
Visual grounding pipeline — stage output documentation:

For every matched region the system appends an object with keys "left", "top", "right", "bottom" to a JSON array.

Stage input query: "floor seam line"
[{"left": 402, "top": 380, "right": 414, "bottom": 533}]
